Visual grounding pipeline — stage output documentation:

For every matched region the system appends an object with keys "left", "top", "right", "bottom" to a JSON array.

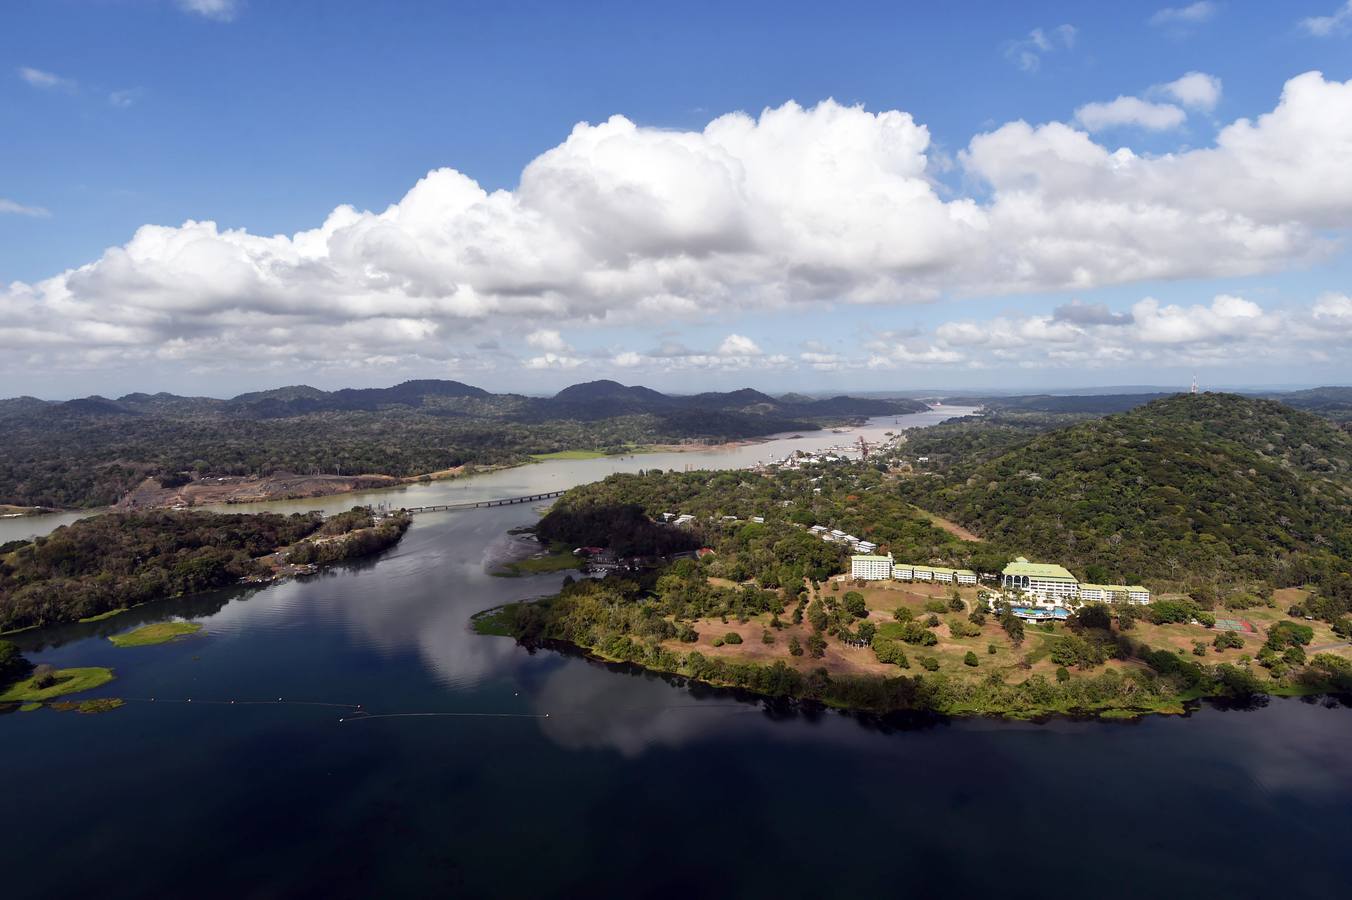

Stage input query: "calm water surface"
[{"left": 4, "top": 408, "right": 1352, "bottom": 898}]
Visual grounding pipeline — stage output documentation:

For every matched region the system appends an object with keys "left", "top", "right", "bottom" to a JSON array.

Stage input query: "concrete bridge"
[{"left": 390, "top": 490, "right": 566, "bottom": 515}]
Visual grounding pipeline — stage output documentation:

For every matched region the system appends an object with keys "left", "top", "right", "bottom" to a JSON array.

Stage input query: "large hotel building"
[{"left": 1002, "top": 557, "right": 1150, "bottom": 605}]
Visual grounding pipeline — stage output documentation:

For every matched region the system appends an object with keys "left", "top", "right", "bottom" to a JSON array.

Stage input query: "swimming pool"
[{"left": 1010, "top": 606, "right": 1071, "bottom": 620}]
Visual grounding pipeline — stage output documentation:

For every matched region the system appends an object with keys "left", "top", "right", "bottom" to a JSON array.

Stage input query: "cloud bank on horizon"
[{"left": 6, "top": 69, "right": 1352, "bottom": 388}]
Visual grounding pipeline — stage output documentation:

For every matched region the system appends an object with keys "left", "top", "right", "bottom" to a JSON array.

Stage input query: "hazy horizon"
[{"left": 4, "top": 375, "right": 1342, "bottom": 405}]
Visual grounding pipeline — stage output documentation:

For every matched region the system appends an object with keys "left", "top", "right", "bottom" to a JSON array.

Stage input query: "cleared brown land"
[
  {"left": 654, "top": 580, "right": 1352, "bottom": 689},
  {"left": 909, "top": 505, "right": 982, "bottom": 542},
  {"left": 115, "top": 473, "right": 402, "bottom": 509},
  {"left": 0, "top": 504, "right": 43, "bottom": 516}
]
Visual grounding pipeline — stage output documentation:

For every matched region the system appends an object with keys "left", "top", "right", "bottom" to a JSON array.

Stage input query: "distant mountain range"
[
  {"left": 0, "top": 380, "right": 931, "bottom": 508},
  {"left": 0, "top": 378, "right": 929, "bottom": 423}
]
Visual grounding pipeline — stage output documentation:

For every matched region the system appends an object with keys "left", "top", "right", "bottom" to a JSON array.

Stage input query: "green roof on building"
[
  {"left": 1002, "top": 558, "right": 1077, "bottom": 581},
  {"left": 851, "top": 554, "right": 892, "bottom": 563},
  {"left": 1081, "top": 583, "right": 1150, "bottom": 594}
]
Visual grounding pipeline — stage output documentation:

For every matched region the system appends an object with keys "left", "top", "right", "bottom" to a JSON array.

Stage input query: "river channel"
[{"left": 3, "top": 406, "right": 1351, "bottom": 898}]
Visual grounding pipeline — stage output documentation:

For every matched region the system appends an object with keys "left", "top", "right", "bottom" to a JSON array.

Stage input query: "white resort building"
[
  {"left": 1002, "top": 558, "right": 1150, "bottom": 606},
  {"left": 1001, "top": 558, "right": 1080, "bottom": 603},
  {"left": 850, "top": 553, "right": 894, "bottom": 581},
  {"left": 1078, "top": 583, "right": 1152, "bottom": 604}
]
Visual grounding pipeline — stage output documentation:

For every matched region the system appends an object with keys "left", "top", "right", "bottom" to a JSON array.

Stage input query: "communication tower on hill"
[{"left": 1190, "top": 374, "right": 1199, "bottom": 395}]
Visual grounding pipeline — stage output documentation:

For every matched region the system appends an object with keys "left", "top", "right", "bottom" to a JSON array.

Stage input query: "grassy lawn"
[
  {"left": 470, "top": 604, "right": 522, "bottom": 636},
  {"left": 529, "top": 449, "right": 608, "bottom": 460},
  {"left": 493, "top": 550, "right": 582, "bottom": 577},
  {"left": 109, "top": 621, "right": 203, "bottom": 647},
  {"left": 79, "top": 607, "right": 129, "bottom": 623},
  {"left": 0, "top": 667, "right": 115, "bottom": 702}
]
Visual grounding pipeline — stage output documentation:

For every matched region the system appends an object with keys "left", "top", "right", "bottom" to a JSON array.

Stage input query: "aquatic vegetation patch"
[
  {"left": 0, "top": 667, "right": 116, "bottom": 701},
  {"left": 109, "top": 621, "right": 203, "bottom": 647},
  {"left": 471, "top": 604, "right": 524, "bottom": 637},
  {"left": 49, "top": 697, "right": 124, "bottom": 714}
]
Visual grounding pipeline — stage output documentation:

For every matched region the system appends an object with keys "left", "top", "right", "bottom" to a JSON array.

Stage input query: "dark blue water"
[{"left": 5, "top": 503, "right": 1352, "bottom": 898}]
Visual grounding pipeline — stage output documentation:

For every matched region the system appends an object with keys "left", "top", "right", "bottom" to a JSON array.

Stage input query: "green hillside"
[{"left": 899, "top": 393, "right": 1352, "bottom": 593}]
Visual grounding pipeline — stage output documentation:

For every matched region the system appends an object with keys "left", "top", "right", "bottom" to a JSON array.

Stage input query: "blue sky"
[{"left": 5, "top": 0, "right": 1352, "bottom": 397}]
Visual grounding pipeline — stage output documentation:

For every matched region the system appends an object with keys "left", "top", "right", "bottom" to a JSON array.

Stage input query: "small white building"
[
  {"left": 673, "top": 514, "right": 696, "bottom": 527},
  {"left": 851, "top": 553, "right": 894, "bottom": 581},
  {"left": 893, "top": 563, "right": 914, "bottom": 581},
  {"left": 955, "top": 569, "right": 978, "bottom": 586}
]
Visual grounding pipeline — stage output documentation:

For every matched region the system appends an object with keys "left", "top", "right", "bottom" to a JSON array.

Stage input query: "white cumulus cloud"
[
  {"left": 1159, "top": 71, "right": 1222, "bottom": 110},
  {"left": 7, "top": 73, "right": 1352, "bottom": 383},
  {"left": 1075, "top": 96, "right": 1187, "bottom": 131},
  {"left": 716, "top": 334, "right": 763, "bottom": 357},
  {"left": 525, "top": 329, "right": 570, "bottom": 353}
]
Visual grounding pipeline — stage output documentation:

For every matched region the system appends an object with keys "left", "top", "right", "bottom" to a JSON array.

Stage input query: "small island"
[
  {"left": 0, "top": 642, "right": 115, "bottom": 705},
  {"left": 108, "top": 621, "right": 204, "bottom": 647}
]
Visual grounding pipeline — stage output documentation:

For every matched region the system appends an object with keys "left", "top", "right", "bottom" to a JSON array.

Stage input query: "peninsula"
[
  {"left": 0, "top": 507, "right": 411, "bottom": 632},
  {"left": 477, "top": 394, "right": 1352, "bottom": 718}
]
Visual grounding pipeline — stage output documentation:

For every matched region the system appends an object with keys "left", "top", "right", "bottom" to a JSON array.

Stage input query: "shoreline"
[
  {"left": 18, "top": 437, "right": 782, "bottom": 517},
  {"left": 0, "top": 505, "right": 51, "bottom": 519},
  {"left": 487, "top": 624, "right": 1336, "bottom": 721},
  {"left": 9, "top": 410, "right": 934, "bottom": 519},
  {"left": 472, "top": 588, "right": 1339, "bottom": 721},
  {"left": 2, "top": 511, "right": 412, "bottom": 636}
]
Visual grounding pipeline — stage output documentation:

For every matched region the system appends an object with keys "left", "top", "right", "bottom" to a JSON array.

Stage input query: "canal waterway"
[{"left": 3, "top": 406, "right": 1352, "bottom": 898}]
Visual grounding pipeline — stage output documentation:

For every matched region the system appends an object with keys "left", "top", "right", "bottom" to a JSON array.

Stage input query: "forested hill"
[{"left": 898, "top": 393, "right": 1352, "bottom": 592}]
